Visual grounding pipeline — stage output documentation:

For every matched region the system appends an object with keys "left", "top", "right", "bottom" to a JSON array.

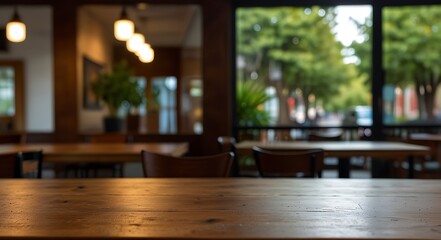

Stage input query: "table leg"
[
  {"left": 338, "top": 157, "right": 350, "bottom": 178},
  {"left": 407, "top": 157, "right": 414, "bottom": 178}
]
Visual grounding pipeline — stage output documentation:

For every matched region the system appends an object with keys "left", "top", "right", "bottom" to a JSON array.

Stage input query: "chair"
[
  {"left": 392, "top": 138, "right": 441, "bottom": 178},
  {"left": 141, "top": 150, "right": 234, "bottom": 178},
  {"left": 308, "top": 131, "right": 342, "bottom": 173},
  {"left": 216, "top": 136, "right": 237, "bottom": 153},
  {"left": 216, "top": 136, "right": 240, "bottom": 176},
  {"left": 0, "top": 150, "right": 43, "bottom": 178},
  {"left": 252, "top": 146, "right": 324, "bottom": 178},
  {"left": 17, "top": 150, "right": 43, "bottom": 178}
]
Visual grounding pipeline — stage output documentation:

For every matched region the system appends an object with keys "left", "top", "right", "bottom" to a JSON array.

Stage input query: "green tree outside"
[
  {"left": 236, "top": 7, "right": 367, "bottom": 126},
  {"left": 383, "top": 6, "right": 441, "bottom": 121}
]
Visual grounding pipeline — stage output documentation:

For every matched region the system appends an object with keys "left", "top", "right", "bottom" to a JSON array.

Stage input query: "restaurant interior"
[
  {"left": 0, "top": 0, "right": 439, "bottom": 178},
  {"left": 1, "top": 0, "right": 441, "bottom": 239}
]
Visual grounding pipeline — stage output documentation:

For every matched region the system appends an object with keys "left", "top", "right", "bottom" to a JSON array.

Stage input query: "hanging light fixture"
[
  {"left": 137, "top": 43, "right": 154, "bottom": 63},
  {"left": 134, "top": 16, "right": 154, "bottom": 63},
  {"left": 126, "top": 31, "right": 145, "bottom": 52},
  {"left": 6, "top": 6, "right": 26, "bottom": 43},
  {"left": 114, "top": 6, "right": 134, "bottom": 41}
]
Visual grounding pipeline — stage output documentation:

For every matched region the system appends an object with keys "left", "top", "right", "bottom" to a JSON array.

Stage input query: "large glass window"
[
  {"left": 236, "top": 6, "right": 372, "bottom": 139},
  {"left": 383, "top": 5, "right": 441, "bottom": 126},
  {"left": 150, "top": 76, "right": 177, "bottom": 134},
  {"left": 0, "top": 67, "right": 15, "bottom": 116},
  {"left": 0, "top": 62, "right": 24, "bottom": 132}
]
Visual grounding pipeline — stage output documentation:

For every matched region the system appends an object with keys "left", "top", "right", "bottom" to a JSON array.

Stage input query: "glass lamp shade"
[
  {"left": 126, "top": 33, "right": 145, "bottom": 52},
  {"left": 6, "top": 20, "right": 26, "bottom": 42},
  {"left": 114, "top": 19, "right": 134, "bottom": 41},
  {"left": 138, "top": 45, "right": 154, "bottom": 63},
  {"left": 135, "top": 43, "right": 151, "bottom": 56}
]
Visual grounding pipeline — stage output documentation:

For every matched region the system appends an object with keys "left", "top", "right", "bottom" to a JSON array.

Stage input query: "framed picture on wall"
[{"left": 83, "top": 56, "right": 103, "bottom": 110}]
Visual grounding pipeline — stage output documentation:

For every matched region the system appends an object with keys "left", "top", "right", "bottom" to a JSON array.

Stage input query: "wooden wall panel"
[
  {"left": 200, "top": 0, "right": 233, "bottom": 154},
  {"left": 114, "top": 46, "right": 181, "bottom": 78},
  {"left": 53, "top": 2, "right": 79, "bottom": 142}
]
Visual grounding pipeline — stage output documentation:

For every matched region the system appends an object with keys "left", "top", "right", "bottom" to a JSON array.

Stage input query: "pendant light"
[
  {"left": 126, "top": 31, "right": 145, "bottom": 52},
  {"left": 114, "top": 6, "right": 134, "bottom": 41},
  {"left": 6, "top": 6, "right": 26, "bottom": 43},
  {"left": 135, "top": 16, "right": 154, "bottom": 63},
  {"left": 137, "top": 43, "right": 154, "bottom": 63}
]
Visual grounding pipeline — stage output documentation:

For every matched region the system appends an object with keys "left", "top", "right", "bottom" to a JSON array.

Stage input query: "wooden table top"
[
  {"left": 0, "top": 142, "right": 188, "bottom": 163},
  {"left": 0, "top": 178, "right": 440, "bottom": 240},
  {"left": 235, "top": 140, "right": 430, "bottom": 159}
]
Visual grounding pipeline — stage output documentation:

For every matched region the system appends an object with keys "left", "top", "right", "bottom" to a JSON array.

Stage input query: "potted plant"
[{"left": 91, "top": 60, "right": 137, "bottom": 132}]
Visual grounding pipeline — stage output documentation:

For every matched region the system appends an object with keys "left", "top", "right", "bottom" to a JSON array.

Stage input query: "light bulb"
[
  {"left": 114, "top": 7, "right": 134, "bottom": 41},
  {"left": 139, "top": 46, "right": 154, "bottom": 63},
  {"left": 126, "top": 33, "right": 145, "bottom": 52},
  {"left": 135, "top": 43, "right": 151, "bottom": 56},
  {"left": 6, "top": 11, "right": 26, "bottom": 42},
  {"left": 114, "top": 19, "right": 134, "bottom": 41}
]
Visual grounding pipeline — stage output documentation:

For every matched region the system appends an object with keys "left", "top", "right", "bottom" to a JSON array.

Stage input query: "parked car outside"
[{"left": 343, "top": 106, "right": 373, "bottom": 126}]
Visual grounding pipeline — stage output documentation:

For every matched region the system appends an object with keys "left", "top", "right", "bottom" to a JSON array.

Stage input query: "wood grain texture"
[
  {"left": 0, "top": 178, "right": 440, "bottom": 240},
  {"left": 0, "top": 143, "right": 188, "bottom": 163}
]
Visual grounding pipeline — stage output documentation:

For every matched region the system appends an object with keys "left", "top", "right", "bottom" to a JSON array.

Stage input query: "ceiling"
[{"left": 82, "top": 4, "right": 202, "bottom": 48}]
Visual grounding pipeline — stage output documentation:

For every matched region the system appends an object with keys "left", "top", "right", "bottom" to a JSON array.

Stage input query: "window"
[
  {"left": 0, "top": 61, "right": 24, "bottom": 131},
  {"left": 383, "top": 5, "right": 441, "bottom": 126},
  {"left": 236, "top": 5, "right": 372, "bottom": 139},
  {"left": 150, "top": 76, "right": 177, "bottom": 134}
]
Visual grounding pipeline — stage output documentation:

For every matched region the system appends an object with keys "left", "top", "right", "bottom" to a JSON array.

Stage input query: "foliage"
[
  {"left": 348, "top": 15, "right": 372, "bottom": 85},
  {"left": 236, "top": 7, "right": 352, "bottom": 124},
  {"left": 382, "top": 6, "right": 441, "bottom": 119},
  {"left": 236, "top": 79, "right": 273, "bottom": 126},
  {"left": 126, "top": 79, "right": 145, "bottom": 113},
  {"left": 91, "top": 60, "right": 138, "bottom": 117}
]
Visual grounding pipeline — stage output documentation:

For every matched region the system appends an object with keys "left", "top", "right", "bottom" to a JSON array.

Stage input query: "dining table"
[
  {"left": 235, "top": 140, "right": 430, "bottom": 178},
  {"left": 0, "top": 142, "right": 188, "bottom": 177},
  {"left": 0, "top": 178, "right": 440, "bottom": 240},
  {"left": 0, "top": 142, "right": 189, "bottom": 163}
]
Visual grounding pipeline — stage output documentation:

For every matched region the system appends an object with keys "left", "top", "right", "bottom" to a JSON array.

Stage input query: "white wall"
[
  {"left": 77, "top": 6, "right": 113, "bottom": 132},
  {"left": 0, "top": 6, "right": 54, "bottom": 132}
]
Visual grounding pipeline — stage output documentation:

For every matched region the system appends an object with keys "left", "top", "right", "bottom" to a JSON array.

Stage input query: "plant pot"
[
  {"left": 126, "top": 114, "right": 140, "bottom": 133},
  {"left": 104, "top": 117, "right": 124, "bottom": 132}
]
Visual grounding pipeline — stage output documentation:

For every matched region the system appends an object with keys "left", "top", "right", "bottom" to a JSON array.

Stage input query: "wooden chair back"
[
  {"left": 216, "top": 136, "right": 239, "bottom": 176},
  {"left": 216, "top": 136, "right": 237, "bottom": 153},
  {"left": 141, "top": 151, "right": 234, "bottom": 178},
  {"left": 0, "top": 150, "right": 42, "bottom": 178},
  {"left": 17, "top": 150, "right": 43, "bottom": 178},
  {"left": 252, "top": 146, "right": 324, "bottom": 178},
  {"left": 308, "top": 132, "right": 342, "bottom": 172}
]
